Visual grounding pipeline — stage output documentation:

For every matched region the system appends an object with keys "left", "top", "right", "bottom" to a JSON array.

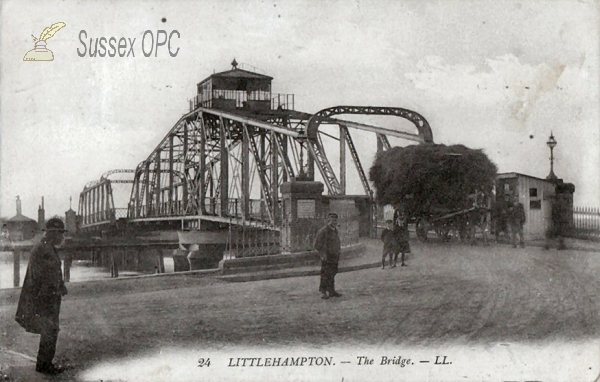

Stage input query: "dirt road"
[{"left": 1, "top": 240, "right": 600, "bottom": 381}]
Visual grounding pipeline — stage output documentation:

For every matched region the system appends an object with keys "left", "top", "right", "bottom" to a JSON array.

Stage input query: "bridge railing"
[
  {"left": 114, "top": 208, "right": 128, "bottom": 219},
  {"left": 271, "top": 94, "right": 295, "bottom": 111},
  {"left": 82, "top": 211, "right": 113, "bottom": 226},
  {"left": 189, "top": 92, "right": 295, "bottom": 112},
  {"left": 216, "top": 212, "right": 361, "bottom": 259},
  {"left": 125, "top": 199, "right": 277, "bottom": 223},
  {"left": 280, "top": 212, "right": 361, "bottom": 254},
  {"left": 225, "top": 221, "right": 281, "bottom": 258}
]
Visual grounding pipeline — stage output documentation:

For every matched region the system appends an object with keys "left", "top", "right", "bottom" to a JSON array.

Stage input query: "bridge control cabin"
[{"left": 190, "top": 60, "right": 295, "bottom": 114}]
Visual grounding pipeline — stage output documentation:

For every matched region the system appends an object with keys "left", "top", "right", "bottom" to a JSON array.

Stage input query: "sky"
[{"left": 1, "top": 0, "right": 599, "bottom": 219}]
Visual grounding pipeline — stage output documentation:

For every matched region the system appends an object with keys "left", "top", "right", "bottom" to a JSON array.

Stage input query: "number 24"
[{"left": 198, "top": 358, "right": 211, "bottom": 367}]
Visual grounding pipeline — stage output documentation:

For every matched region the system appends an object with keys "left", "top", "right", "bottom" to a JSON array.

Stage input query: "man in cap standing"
[
  {"left": 508, "top": 197, "right": 526, "bottom": 248},
  {"left": 15, "top": 217, "right": 68, "bottom": 375},
  {"left": 314, "top": 213, "right": 342, "bottom": 299}
]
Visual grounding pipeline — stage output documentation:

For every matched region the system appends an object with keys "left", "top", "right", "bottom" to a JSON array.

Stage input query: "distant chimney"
[
  {"left": 38, "top": 196, "right": 46, "bottom": 230},
  {"left": 16, "top": 196, "right": 22, "bottom": 216}
]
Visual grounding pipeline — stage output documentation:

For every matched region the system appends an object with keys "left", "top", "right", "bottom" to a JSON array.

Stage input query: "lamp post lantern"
[{"left": 546, "top": 132, "right": 558, "bottom": 181}]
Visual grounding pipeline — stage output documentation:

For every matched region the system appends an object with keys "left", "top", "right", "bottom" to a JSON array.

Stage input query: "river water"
[{"left": 0, "top": 252, "right": 175, "bottom": 289}]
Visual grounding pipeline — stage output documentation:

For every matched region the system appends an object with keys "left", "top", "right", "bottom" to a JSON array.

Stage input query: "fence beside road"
[
  {"left": 568, "top": 206, "right": 600, "bottom": 241},
  {"left": 225, "top": 213, "right": 360, "bottom": 258}
]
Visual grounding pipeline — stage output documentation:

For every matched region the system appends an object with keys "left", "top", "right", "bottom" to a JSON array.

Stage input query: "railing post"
[
  {"left": 110, "top": 251, "right": 119, "bottom": 278},
  {"left": 13, "top": 250, "right": 21, "bottom": 287},
  {"left": 156, "top": 248, "right": 165, "bottom": 274}
]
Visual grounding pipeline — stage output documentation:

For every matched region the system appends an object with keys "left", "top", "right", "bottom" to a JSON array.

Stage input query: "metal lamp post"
[{"left": 546, "top": 132, "right": 558, "bottom": 181}]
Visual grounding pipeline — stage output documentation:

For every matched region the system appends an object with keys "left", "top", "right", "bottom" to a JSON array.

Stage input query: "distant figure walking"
[
  {"left": 508, "top": 197, "right": 526, "bottom": 248},
  {"left": 314, "top": 213, "right": 342, "bottom": 299},
  {"left": 15, "top": 218, "right": 69, "bottom": 375},
  {"left": 545, "top": 197, "right": 567, "bottom": 250},
  {"left": 64, "top": 252, "right": 73, "bottom": 282},
  {"left": 381, "top": 220, "right": 396, "bottom": 269},
  {"left": 393, "top": 213, "right": 410, "bottom": 267},
  {"left": 491, "top": 196, "right": 509, "bottom": 242}
]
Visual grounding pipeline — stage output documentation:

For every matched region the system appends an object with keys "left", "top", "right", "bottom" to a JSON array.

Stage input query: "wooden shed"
[{"left": 496, "top": 172, "right": 556, "bottom": 240}]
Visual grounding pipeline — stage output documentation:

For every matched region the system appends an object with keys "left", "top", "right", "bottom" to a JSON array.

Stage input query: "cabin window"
[
  {"left": 529, "top": 188, "right": 538, "bottom": 198},
  {"left": 530, "top": 200, "right": 541, "bottom": 209}
]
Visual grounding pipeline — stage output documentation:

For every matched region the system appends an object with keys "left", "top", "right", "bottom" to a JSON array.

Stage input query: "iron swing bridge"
[{"left": 78, "top": 62, "right": 434, "bottom": 233}]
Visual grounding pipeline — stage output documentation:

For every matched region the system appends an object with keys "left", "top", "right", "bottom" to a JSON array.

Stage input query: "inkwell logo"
[{"left": 23, "top": 22, "right": 66, "bottom": 61}]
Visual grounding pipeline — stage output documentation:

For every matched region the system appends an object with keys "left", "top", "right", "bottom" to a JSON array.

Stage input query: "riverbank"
[{"left": 0, "top": 255, "right": 176, "bottom": 290}]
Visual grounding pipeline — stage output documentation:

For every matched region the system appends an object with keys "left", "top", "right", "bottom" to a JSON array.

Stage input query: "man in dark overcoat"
[
  {"left": 314, "top": 213, "right": 342, "bottom": 299},
  {"left": 545, "top": 196, "right": 567, "bottom": 250},
  {"left": 15, "top": 218, "right": 68, "bottom": 375},
  {"left": 491, "top": 195, "right": 508, "bottom": 242},
  {"left": 507, "top": 197, "right": 526, "bottom": 248}
]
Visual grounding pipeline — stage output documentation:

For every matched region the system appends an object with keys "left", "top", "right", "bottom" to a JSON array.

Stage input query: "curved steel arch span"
[
  {"left": 306, "top": 106, "right": 434, "bottom": 143},
  {"left": 304, "top": 105, "right": 434, "bottom": 196},
  {"left": 100, "top": 169, "right": 135, "bottom": 181}
]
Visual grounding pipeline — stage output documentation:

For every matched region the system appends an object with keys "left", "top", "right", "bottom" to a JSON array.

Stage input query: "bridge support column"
[
  {"left": 242, "top": 124, "right": 250, "bottom": 219},
  {"left": 110, "top": 251, "right": 119, "bottom": 278},
  {"left": 101, "top": 184, "right": 105, "bottom": 221},
  {"left": 134, "top": 173, "right": 141, "bottom": 218},
  {"left": 377, "top": 133, "right": 384, "bottom": 153},
  {"left": 13, "top": 250, "right": 21, "bottom": 287},
  {"left": 156, "top": 248, "right": 165, "bottom": 274},
  {"left": 340, "top": 126, "right": 346, "bottom": 194},
  {"left": 197, "top": 117, "right": 204, "bottom": 214},
  {"left": 64, "top": 251, "right": 73, "bottom": 282},
  {"left": 271, "top": 131, "right": 279, "bottom": 223},
  {"left": 172, "top": 249, "right": 190, "bottom": 272},
  {"left": 307, "top": 147, "right": 315, "bottom": 181},
  {"left": 187, "top": 244, "right": 226, "bottom": 270},
  {"left": 219, "top": 117, "right": 229, "bottom": 217},
  {"left": 155, "top": 150, "right": 162, "bottom": 216},
  {"left": 145, "top": 162, "right": 151, "bottom": 216},
  {"left": 88, "top": 191, "right": 92, "bottom": 224},
  {"left": 169, "top": 134, "right": 174, "bottom": 215},
  {"left": 280, "top": 181, "right": 324, "bottom": 253}
]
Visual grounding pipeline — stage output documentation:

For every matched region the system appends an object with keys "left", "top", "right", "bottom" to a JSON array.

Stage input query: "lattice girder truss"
[
  {"left": 121, "top": 105, "right": 433, "bottom": 226},
  {"left": 78, "top": 169, "right": 136, "bottom": 230},
  {"left": 127, "top": 108, "right": 311, "bottom": 225}
]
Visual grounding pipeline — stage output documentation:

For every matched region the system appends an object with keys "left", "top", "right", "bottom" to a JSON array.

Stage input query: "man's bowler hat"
[
  {"left": 44, "top": 218, "right": 66, "bottom": 232},
  {"left": 327, "top": 213, "right": 339, "bottom": 218}
]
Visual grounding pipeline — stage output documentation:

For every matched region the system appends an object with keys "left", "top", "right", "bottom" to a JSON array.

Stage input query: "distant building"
[
  {"left": 65, "top": 207, "right": 77, "bottom": 234},
  {"left": 496, "top": 173, "right": 558, "bottom": 240},
  {"left": 38, "top": 196, "right": 46, "bottom": 230},
  {"left": 7, "top": 196, "right": 38, "bottom": 241}
]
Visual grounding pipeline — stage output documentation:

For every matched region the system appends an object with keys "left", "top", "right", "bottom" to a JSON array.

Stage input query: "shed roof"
[
  {"left": 198, "top": 68, "right": 273, "bottom": 85},
  {"left": 8, "top": 213, "right": 36, "bottom": 223},
  {"left": 496, "top": 172, "right": 555, "bottom": 183}
]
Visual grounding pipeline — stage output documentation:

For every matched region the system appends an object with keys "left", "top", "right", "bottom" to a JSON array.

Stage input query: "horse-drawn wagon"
[
  {"left": 414, "top": 205, "right": 490, "bottom": 243},
  {"left": 409, "top": 192, "right": 491, "bottom": 244}
]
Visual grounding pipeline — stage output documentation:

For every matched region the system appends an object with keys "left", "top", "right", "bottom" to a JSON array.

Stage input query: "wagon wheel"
[
  {"left": 416, "top": 218, "right": 429, "bottom": 242},
  {"left": 434, "top": 223, "right": 451, "bottom": 242},
  {"left": 459, "top": 224, "right": 474, "bottom": 243},
  {"left": 458, "top": 218, "right": 470, "bottom": 243}
]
